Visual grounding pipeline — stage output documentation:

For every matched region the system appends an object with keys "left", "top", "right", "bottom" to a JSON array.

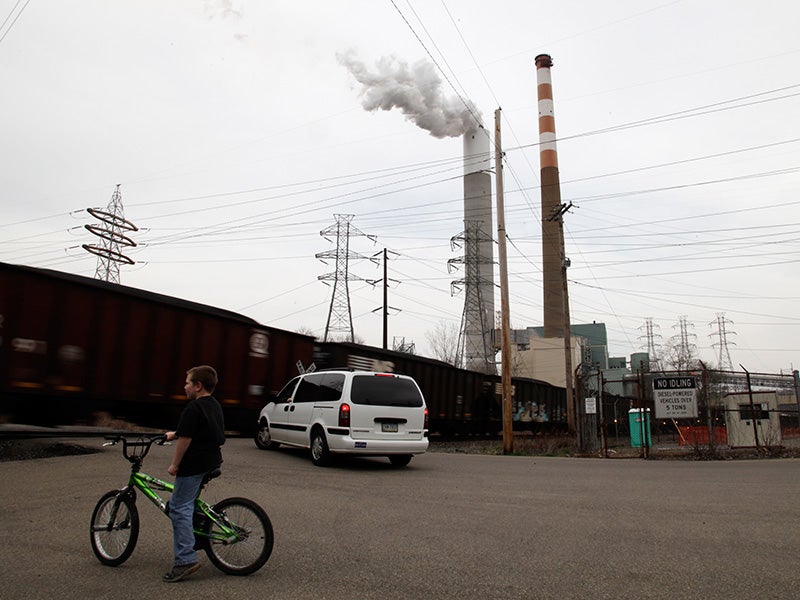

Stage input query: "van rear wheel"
[
  {"left": 310, "top": 429, "right": 333, "bottom": 467},
  {"left": 389, "top": 454, "right": 412, "bottom": 467}
]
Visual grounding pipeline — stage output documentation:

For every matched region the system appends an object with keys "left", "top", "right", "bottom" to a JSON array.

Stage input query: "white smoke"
[
  {"left": 203, "top": 0, "right": 248, "bottom": 42},
  {"left": 337, "top": 51, "right": 481, "bottom": 139},
  {"left": 204, "top": 0, "right": 243, "bottom": 20}
]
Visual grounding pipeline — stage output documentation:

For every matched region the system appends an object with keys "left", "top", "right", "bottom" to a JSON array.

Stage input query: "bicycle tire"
[
  {"left": 204, "top": 496, "right": 273, "bottom": 575},
  {"left": 90, "top": 489, "right": 139, "bottom": 566}
]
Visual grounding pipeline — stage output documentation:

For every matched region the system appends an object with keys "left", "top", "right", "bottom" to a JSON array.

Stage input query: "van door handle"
[
  {"left": 290, "top": 406, "right": 296, "bottom": 412},
  {"left": 283, "top": 405, "right": 290, "bottom": 412}
]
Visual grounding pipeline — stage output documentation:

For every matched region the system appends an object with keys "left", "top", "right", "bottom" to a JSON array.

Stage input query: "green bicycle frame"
[{"left": 122, "top": 471, "right": 238, "bottom": 545}]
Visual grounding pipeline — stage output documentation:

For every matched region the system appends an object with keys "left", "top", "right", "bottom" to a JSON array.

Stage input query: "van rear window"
[{"left": 350, "top": 376, "right": 424, "bottom": 407}]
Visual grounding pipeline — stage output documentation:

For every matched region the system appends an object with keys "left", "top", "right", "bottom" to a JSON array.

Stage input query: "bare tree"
[
  {"left": 509, "top": 349, "right": 528, "bottom": 378},
  {"left": 661, "top": 338, "right": 700, "bottom": 372},
  {"left": 295, "top": 326, "right": 317, "bottom": 339},
  {"left": 425, "top": 320, "right": 461, "bottom": 366},
  {"left": 327, "top": 333, "right": 365, "bottom": 344}
]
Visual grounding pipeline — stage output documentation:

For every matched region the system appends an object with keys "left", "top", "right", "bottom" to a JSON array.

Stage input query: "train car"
[
  {"left": 0, "top": 261, "right": 314, "bottom": 433},
  {"left": 510, "top": 376, "right": 568, "bottom": 434},
  {"left": 313, "top": 342, "right": 566, "bottom": 436}
]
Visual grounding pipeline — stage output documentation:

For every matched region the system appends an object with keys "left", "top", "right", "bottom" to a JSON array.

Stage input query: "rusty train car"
[
  {"left": 0, "top": 261, "right": 566, "bottom": 435},
  {"left": 0, "top": 261, "right": 314, "bottom": 432}
]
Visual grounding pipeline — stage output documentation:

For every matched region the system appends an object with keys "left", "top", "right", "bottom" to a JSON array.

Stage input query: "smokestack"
[
  {"left": 536, "top": 54, "right": 564, "bottom": 338},
  {"left": 462, "top": 125, "right": 495, "bottom": 372},
  {"left": 536, "top": 54, "right": 576, "bottom": 435},
  {"left": 339, "top": 52, "right": 495, "bottom": 370}
]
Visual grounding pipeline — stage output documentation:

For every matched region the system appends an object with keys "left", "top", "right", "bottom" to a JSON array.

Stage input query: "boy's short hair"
[{"left": 187, "top": 365, "right": 218, "bottom": 393}]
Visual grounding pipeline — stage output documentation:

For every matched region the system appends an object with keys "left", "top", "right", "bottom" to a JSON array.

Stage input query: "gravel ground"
[{"left": 0, "top": 439, "right": 100, "bottom": 462}]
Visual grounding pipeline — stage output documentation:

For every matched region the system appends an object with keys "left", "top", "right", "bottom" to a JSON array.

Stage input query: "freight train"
[{"left": 0, "top": 261, "right": 566, "bottom": 435}]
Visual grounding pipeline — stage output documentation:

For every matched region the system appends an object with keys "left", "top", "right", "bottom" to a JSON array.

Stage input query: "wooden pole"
[
  {"left": 561, "top": 246, "right": 575, "bottom": 438},
  {"left": 382, "top": 248, "right": 388, "bottom": 350},
  {"left": 598, "top": 365, "right": 607, "bottom": 458},
  {"left": 495, "top": 109, "right": 514, "bottom": 455}
]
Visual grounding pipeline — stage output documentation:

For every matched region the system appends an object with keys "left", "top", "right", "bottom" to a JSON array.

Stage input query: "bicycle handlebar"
[{"left": 103, "top": 433, "right": 169, "bottom": 463}]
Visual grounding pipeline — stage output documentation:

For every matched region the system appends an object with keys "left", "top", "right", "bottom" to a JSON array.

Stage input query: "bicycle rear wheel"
[
  {"left": 90, "top": 490, "right": 139, "bottom": 566},
  {"left": 204, "top": 497, "right": 273, "bottom": 575}
]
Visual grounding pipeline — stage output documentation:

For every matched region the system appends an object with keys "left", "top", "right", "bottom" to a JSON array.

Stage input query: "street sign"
[
  {"left": 652, "top": 376, "right": 698, "bottom": 419},
  {"left": 585, "top": 397, "right": 597, "bottom": 415}
]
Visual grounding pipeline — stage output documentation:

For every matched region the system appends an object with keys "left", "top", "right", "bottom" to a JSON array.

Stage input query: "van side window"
[
  {"left": 319, "top": 373, "right": 345, "bottom": 403},
  {"left": 275, "top": 378, "right": 300, "bottom": 403},
  {"left": 294, "top": 373, "right": 325, "bottom": 403}
]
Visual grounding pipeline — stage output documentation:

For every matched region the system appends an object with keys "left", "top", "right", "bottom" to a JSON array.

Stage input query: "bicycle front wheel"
[
  {"left": 90, "top": 490, "right": 139, "bottom": 566},
  {"left": 204, "top": 497, "right": 273, "bottom": 575}
]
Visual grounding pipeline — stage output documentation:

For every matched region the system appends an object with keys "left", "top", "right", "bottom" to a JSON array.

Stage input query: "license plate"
[{"left": 381, "top": 423, "right": 398, "bottom": 433}]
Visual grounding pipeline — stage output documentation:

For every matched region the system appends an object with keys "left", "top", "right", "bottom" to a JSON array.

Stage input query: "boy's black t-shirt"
[{"left": 175, "top": 395, "right": 225, "bottom": 476}]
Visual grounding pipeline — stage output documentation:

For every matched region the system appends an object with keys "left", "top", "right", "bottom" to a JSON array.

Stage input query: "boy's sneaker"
[{"left": 163, "top": 562, "right": 200, "bottom": 583}]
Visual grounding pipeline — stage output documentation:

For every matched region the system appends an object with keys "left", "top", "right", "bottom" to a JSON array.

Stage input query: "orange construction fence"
[{"left": 677, "top": 426, "right": 727, "bottom": 446}]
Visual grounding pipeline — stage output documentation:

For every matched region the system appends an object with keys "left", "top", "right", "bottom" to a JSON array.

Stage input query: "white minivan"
[{"left": 254, "top": 370, "right": 429, "bottom": 467}]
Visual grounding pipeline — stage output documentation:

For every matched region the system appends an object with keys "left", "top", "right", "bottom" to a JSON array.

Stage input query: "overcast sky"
[{"left": 2, "top": 0, "right": 799, "bottom": 374}]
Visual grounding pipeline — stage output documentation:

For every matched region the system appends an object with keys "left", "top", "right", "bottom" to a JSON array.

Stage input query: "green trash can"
[{"left": 629, "top": 408, "right": 652, "bottom": 448}]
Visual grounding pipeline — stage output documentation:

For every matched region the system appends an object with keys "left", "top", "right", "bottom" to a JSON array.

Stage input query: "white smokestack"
[
  {"left": 463, "top": 126, "right": 491, "bottom": 176},
  {"left": 462, "top": 126, "right": 494, "bottom": 373},
  {"left": 337, "top": 51, "right": 481, "bottom": 139}
]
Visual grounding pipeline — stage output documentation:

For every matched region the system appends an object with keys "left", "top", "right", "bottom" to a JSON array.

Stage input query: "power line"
[
  {"left": 0, "top": 0, "right": 31, "bottom": 46},
  {"left": 388, "top": 0, "right": 482, "bottom": 130},
  {"left": 506, "top": 84, "right": 800, "bottom": 153}
]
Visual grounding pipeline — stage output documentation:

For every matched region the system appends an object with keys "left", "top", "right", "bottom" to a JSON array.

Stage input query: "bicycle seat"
[{"left": 202, "top": 468, "right": 222, "bottom": 485}]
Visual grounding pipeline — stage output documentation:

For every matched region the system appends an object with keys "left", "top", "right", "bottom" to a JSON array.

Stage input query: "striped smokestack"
[{"left": 536, "top": 53, "right": 565, "bottom": 338}]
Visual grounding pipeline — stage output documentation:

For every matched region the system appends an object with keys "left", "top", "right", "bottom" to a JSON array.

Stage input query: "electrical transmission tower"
[
  {"left": 392, "top": 337, "right": 416, "bottom": 354},
  {"left": 448, "top": 221, "right": 495, "bottom": 373},
  {"left": 671, "top": 316, "right": 697, "bottom": 371},
  {"left": 639, "top": 317, "right": 663, "bottom": 372},
  {"left": 709, "top": 312, "right": 736, "bottom": 371},
  {"left": 316, "top": 214, "right": 376, "bottom": 343},
  {"left": 82, "top": 184, "right": 138, "bottom": 284}
]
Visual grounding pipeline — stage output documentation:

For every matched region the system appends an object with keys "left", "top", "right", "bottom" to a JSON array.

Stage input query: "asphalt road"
[{"left": 2, "top": 437, "right": 799, "bottom": 599}]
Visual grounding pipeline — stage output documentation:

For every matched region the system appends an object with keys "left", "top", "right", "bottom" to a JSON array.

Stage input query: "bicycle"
[{"left": 90, "top": 433, "right": 273, "bottom": 576}]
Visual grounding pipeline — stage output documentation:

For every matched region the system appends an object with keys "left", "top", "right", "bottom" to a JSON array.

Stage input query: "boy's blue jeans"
[{"left": 170, "top": 472, "right": 205, "bottom": 566}]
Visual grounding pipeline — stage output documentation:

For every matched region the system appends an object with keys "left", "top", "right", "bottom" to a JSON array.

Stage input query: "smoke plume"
[{"left": 337, "top": 52, "right": 481, "bottom": 138}]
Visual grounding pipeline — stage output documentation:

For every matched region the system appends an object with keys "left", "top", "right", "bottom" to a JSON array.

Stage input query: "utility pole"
[
  {"left": 563, "top": 242, "right": 576, "bottom": 440},
  {"left": 370, "top": 248, "right": 399, "bottom": 350},
  {"left": 740, "top": 364, "right": 761, "bottom": 451},
  {"left": 793, "top": 370, "right": 800, "bottom": 431},
  {"left": 495, "top": 108, "right": 514, "bottom": 454},
  {"left": 382, "top": 248, "right": 388, "bottom": 349},
  {"left": 636, "top": 365, "right": 649, "bottom": 459},
  {"left": 547, "top": 202, "right": 575, "bottom": 436},
  {"left": 598, "top": 365, "right": 607, "bottom": 458}
]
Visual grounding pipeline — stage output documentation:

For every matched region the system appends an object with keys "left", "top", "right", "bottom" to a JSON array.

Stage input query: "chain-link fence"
[{"left": 575, "top": 365, "right": 800, "bottom": 457}]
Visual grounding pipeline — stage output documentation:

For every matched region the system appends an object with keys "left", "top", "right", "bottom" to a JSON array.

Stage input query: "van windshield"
[{"left": 350, "top": 375, "right": 424, "bottom": 407}]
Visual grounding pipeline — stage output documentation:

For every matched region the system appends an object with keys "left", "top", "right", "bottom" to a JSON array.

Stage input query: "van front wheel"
[
  {"left": 254, "top": 420, "right": 280, "bottom": 450},
  {"left": 310, "top": 429, "right": 333, "bottom": 467}
]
